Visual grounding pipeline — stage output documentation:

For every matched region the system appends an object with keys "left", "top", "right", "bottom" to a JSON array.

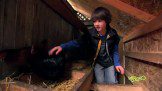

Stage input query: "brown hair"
[{"left": 91, "top": 7, "right": 112, "bottom": 25}]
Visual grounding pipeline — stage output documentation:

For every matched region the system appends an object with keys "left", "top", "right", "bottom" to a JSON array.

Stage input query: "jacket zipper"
[{"left": 106, "top": 42, "right": 113, "bottom": 62}]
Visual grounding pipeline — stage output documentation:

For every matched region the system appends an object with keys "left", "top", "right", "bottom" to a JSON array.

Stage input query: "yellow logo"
[{"left": 128, "top": 75, "right": 146, "bottom": 83}]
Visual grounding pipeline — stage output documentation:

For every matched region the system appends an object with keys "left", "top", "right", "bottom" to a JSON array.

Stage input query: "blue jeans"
[{"left": 94, "top": 63, "right": 118, "bottom": 84}]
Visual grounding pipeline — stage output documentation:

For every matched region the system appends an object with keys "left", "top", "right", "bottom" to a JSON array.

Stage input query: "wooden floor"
[{"left": 92, "top": 84, "right": 146, "bottom": 91}]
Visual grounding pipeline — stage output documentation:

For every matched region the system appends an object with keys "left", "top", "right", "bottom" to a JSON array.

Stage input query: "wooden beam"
[
  {"left": 66, "top": 0, "right": 92, "bottom": 18},
  {"left": 41, "top": 0, "right": 87, "bottom": 32},
  {"left": 123, "top": 14, "right": 162, "bottom": 43},
  {"left": 125, "top": 52, "right": 162, "bottom": 65},
  {"left": 99, "top": 0, "right": 155, "bottom": 23},
  {"left": 72, "top": 69, "right": 93, "bottom": 91},
  {"left": 94, "top": 84, "right": 145, "bottom": 91}
]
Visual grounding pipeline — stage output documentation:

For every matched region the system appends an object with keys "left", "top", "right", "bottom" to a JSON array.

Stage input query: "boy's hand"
[
  {"left": 115, "top": 66, "right": 124, "bottom": 75},
  {"left": 49, "top": 46, "right": 62, "bottom": 56}
]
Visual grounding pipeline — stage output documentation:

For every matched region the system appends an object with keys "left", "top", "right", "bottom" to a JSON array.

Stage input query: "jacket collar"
[{"left": 89, "top": 27, "right": 116, "bottom": 40}]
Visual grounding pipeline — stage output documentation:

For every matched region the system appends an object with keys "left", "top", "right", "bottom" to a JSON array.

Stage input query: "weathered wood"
[
  {"left": 123, "top": 70, "right": 133, "bottom": 85},
  {"left": 46, "top": 8, "right": 53, "bottom": 41},
  {"left": 43, "top": 0, "right": 49, "bottom": 41},
  {"left": 61, "top": 19, "right": 72, "bottom": 42},
  {"left": 72, "top": 69, "right": 93, "bottom": 91},
  {"left": 55, "top": 10, "right": 63, "bottom": 43},
  {"left": 124, "top": 70, "right": 150, "bottom": 91},
  {"left": 94, "top": 84, "right": 145, "bottom": 91},
  {"left": 37, "top": 0, "right": 46, "bottom": 42},
  {"left": 67, "top": 0, "right": 152, "bottom": 38},
  {"left": 31, "top": 0, "right": 39, "bottom": 44},
  {"left": 41, "top": 0, "right": 87, "bottom": 32},
  {"left": 0, "top": 0, "right": 5, "bottom": 50},
  {"left": 99, "top": 0, "right": 155, "bottom": 23},
  {"left": 24, "top": 0, "right": 35, "bottom": 46},
  {"left": 15, "top": 0, "right": 27, "bottom": 48},
  {"left": 48, "top": 10, "right": 61, "bottom": 46},
  {"left": 123, "top": 24, "right": 144, "bottom": 42},
  {"left": 123, "top": 14, "right": 162, "bottom": 43},
  {"left": 125, "top": 52, "right": 162, "bottom": 65},
  {"left": 3, "top": 0, "right": 17, "bottom": 49},
  {"left": 66, "top": 0, "right": 92, "bottom": 18},
  {"left": 94, "top": 84, "right": 142, "bottom": 91}
]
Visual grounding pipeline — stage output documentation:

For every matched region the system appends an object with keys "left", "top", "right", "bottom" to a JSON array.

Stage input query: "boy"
[{"left": 49, "top": 7, "right": 124, "bottom": 84}]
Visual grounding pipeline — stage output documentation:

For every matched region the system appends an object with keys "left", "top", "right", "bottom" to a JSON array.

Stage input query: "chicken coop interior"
[{"left": 0, "top": 0, "right": 162, "bottom": 91}]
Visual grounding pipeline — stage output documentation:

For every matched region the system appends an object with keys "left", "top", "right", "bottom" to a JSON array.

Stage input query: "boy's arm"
[
  {"left": 113, "top": 44, "right": 120, "bottom": 66},
  {"left": 60, "top": 40, "right": 80, "bottom": 51},
  {"left": 113, "top": 43, "right": 124, "bottom": 75},
  {"left": 61, "top": 32, "right": 91, "bottom": 51},
  {"left": 50, "top": 33, "right": 87, "bottom": 55},
  {"left": 112, "top": 30, "right": 124, "bottom": 74},
  {"left": 113, "top": 29, "right": 121, "bottom": 66}
]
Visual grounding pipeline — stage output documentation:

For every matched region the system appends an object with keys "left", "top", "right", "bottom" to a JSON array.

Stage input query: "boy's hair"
[{"left": 91, "top": 7, "right": 112, "bottom": 24}]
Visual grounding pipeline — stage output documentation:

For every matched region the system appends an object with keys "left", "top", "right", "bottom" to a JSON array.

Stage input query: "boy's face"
[{"left": 93, "top": 19, "right": 106, "bottom": 33}]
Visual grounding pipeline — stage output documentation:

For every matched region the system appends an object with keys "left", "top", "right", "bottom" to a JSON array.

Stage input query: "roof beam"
[
  {"left": 99, "top": 0, "right": 155, "bottom": 23},
  {"left": 41, "top": 0, "right": 87, "bottom": 32},
  {"left": 123, "top": 14, "right": 162, "bottom": 42}
]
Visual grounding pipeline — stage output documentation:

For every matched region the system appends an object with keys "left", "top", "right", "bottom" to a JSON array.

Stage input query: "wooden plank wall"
[
  {"left": 0, "top": 0, "right": 78, "bottom": 51},
  {"left": 123, "top": 14, "right": 162, "bottom": 91}
]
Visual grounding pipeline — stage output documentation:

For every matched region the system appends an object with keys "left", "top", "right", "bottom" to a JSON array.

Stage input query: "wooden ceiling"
[
  {"left": 42, "top": 0, "right": 155, "bottom": 36},
  {"left": 67, "top": 0, "right": 155, "bottom": 22},
  {"left": 67, "top": 0, "right": 155, "bottom": 36},
  {"left": 67, "top": 0, "right": 103, "bottom": 18}
]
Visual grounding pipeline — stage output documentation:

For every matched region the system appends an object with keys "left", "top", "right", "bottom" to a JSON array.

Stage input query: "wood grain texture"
[
  {"left": 0, "top": 0, "right": 78, "bottom": 50},
  {"left": 3, "top": 0, "right": 17, "bottom": 49},
  {"left": 123, "top": 14, "right": 162, "bottom": 43},
  {"left": 0, "top": 0, "right": 5, "bottom": 50},
  {"left": 99, "top": 0, "right": 155, "bottom": 23},
  {"left": 125, "top": 52, "right": 162, "bottom": 65}
]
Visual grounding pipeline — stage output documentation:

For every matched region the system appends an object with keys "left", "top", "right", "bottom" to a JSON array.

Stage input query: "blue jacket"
[{"left": 60, "top": 27, "right": 121, "bottom": 66}]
